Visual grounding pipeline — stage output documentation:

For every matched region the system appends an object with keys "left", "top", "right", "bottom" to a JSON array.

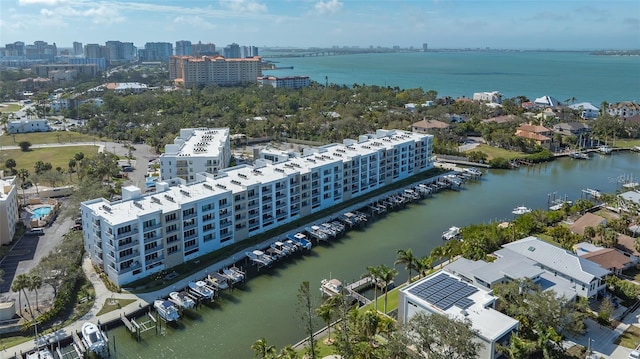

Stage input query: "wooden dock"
[{"left": 71, "top": 331, "right": 86, "bottom": 355}]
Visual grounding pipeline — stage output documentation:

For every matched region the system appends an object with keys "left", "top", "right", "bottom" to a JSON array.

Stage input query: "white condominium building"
[
  {"left": 82, "top": 129, "right": 433, "bottom": 285},
  {"left": 169, "top": 55, "right": 262, "bottom": 87},
  {"left": 160, "top": 128, "right": 231, "bottom": 183},
  {"left": 0, "top": 176, "right": 19, "bottom": 245}
]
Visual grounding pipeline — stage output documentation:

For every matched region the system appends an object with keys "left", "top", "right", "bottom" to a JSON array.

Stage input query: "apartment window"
[
  {"left": 165, "top": 213, "right": 177, "bottom": 222},
  {"left": 145, "top": 253, "right": 158, "bottom": 262},
  {"left": 167, "top": 235, "right": 178, "bottom": 244},
  {"left": 144, "top": 242, "right": 158, "bottom": 251},
  {"left": 167, "top": 245, "right": 179, "bottom": 255},
  {"left": 117, "top": 225, "right": 131, "bottom": 235},
  {"left": 183, "top": 208, "right": 195, "bottom": 217}
]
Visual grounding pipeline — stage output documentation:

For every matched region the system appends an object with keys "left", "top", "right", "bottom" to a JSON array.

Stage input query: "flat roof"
[
  {"left": 403, "top": 271, "right": 518, "bottom": 341},
  {"left": 163, "top": 128, "right": 229, "bottom": 158}
]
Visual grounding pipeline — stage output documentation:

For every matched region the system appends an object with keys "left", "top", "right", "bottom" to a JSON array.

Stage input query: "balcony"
[
  {"left": 115, "top": 228, "right": 139, "bottom": 240},
  {"left": 118, "top": 239, "right": 139, "bottom": 251},
  {"left": 142, "top": 222, "right": 161, "bottom": 232},
  {"left": 144, "top": 244, "right": 164, "bottom": 255},
  {"left": 183, "top": 211, "right": 197, "bottom": 220},
  {"left": 119, "top": 250, "right": 140, "bottom": 262}
]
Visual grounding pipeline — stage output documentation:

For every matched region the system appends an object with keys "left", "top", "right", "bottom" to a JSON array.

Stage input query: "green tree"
[
  {"left": 365, "top": 265, "right": 382, "bottom": 311},
  {"left": 27, "top": 274, "right": 42, "bottom": 311},
  {"left": 403, "top": 312, "right": 482, "bottom": 359},
  {"left": 316, "top": 296, "right": 339, "bottom": 344},
  {"left": 377, "top": 264, "right": 398, "bottom": 314},
  {"left": 296, "top": 281, "right": 317, "bottom": 359},
  {"left": 11, "top": 274, "right": 32, "bottom": 317},
  {"left": 394, "top": 248, "right": 418, "bottom": 283},
  {"left": 19, "top": 141, "right": 32, "bottom": 152},
  {"left": 4, "top": 158, "right": 17, "bottom": 174},
  {"left": 597, "top": 297, "right": 614, "bottom": 326},
  {"left": 276, "top": 345, "right": 298, "bottom": 359},
  {"left": 251, "top": 338, "right": 276, "bottom": 359}
]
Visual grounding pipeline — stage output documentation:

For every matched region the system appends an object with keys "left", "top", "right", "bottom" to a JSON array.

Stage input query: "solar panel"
[{"left": 408, "top": 273, "right": 478, "bottom": 311}]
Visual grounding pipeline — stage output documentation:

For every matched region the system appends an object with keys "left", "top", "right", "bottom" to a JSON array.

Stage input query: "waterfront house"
[
  {"left": 411, "top": 119, "right": 449, "bottom": 133},
  {"left": 582, "top": 248, "right": 633, "bottom": 275},
  {"left": 445, "top": 256, "right": 577, "bottom": 301},
  {"left": 615, "top": 234, "right": 640, "bottom": 262},
  {"left": 607, "top": 102, "right": 640, "bottom": 118},
  {"left": 398, "top": 270, "right": 519, "bottom": 359},
  {"left": 498, "top": 236, "right": 610, "bottom": 299},
  {"left": 570, "top": 213, "right": 607, "bottom": 236},
  {"left": 569, "top": 102, "right": 600, "bottom": 120},
  {"left": 553, "top": 122, "right": 591, "bottom": 136},
  {"left": 514, "top": 124, "right": 552, "bottom": 148},
  {"left": 534, "top": 95, "right": 562, "bottom": 108},
  {"left": 473, "top": 91, "right": 502, "bottom": 104}
]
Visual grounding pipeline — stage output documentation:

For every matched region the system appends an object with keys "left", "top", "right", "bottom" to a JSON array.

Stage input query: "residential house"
[
  {"left": 7, "top": 119, "right": 51, "bottom": 134},
  {"left": 515, "top": 124, "right": 552, "bottom": 148},
  {"left": 498, "top": 236, "right": 610, "bottom": 299},
  {"left": 569, "top": 102, "right": 600, "bottom": 120},
  {"left": 481, "top": 115, "right": 519, "bottom": 125},
  {"left": 398, "top": 270, "right": 519, "bottom": 359},
  {"left": 553, "top": 122, "right": 591, "bottom": 137},
  {"left": 582, "top": 248, "right": 633, "bottom": 275},
  {"left": 615, "top": 234, "right": 640, "bottom": 262},
  {"left": 473, "top": 91, "right": 502, "bottom": 104},
  {"left": 534, "top": 95, "right": 562, "bottom": 108},
  {"left": 570, "top": 212, "right": 607, "bottom": 236},
  {"left": 412, "top": 119, "right": 449, "bottom": 133},
  {"left": 607, "top": 102, "right": 640, "bottom": 118},
  {"left": 445, "top": 256, "right": 577, "bottom": 300}
]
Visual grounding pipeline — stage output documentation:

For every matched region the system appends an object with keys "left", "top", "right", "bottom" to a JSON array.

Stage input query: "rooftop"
[
  {"left": 403, "top": 270, "right": 518, "bottom": 341},
  {"left": 582, "top": 248, "right": 632, "bottom": 270},
  {"left": 163, "top": 128, "right": 229, "bottom": 158},
  {"left": 570, "top": 213, "right": 606, "bottom": 235},
  {"left": 499, "top": 236, "right": 610, "bottom": 284}
]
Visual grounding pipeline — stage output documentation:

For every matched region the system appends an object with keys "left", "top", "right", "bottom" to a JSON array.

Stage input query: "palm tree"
[
  {"left": 415, "top": 256, "right": 434, "bottom": 278},
  {"left": 316, "top": 297, "right": 338, "bottom": 344},
  {"left": 430, "top": 245, "right": 446, "bottom": 268},
  {"left": 17, "top": 168, "right": 29, "bottom": 203},
  {"left": 11, "top": 274, "right": 31, "bottom": 318},
  {"left": 365, "top": 265, "right": 381, "bottom": 311},
  {"left": 277, "top": 345, "right": 298, "bottom": 359},
  {"left": 394, "top": 248, "right": 417, "bottom": 283},
  {"left": 28, "top": 275, "right": 42, "bottom": 311},
  {"left": 251, "top": 338, "right": 276, "bottom": 359},
  {"left": 377, "top": 265, "right": 398, "bottom": 314}
]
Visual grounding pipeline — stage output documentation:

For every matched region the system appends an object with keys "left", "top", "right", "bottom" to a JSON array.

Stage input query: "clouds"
[
  {"left": 220, "top": 0, "right": 267, "bottom": 14},
  {"left": 314, "top": 0, "right": 343, "bottom": 15}
]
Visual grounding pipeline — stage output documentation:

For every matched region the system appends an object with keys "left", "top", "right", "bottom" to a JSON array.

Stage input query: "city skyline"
[{"left": 0, "top": 0, "right": 639, "bottom": 50}]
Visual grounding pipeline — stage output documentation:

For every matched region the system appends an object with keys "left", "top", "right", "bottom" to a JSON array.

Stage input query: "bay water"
[
  {"left": 109, "top": 152, "right": 640, "bottom": 358},
  {"left": 264, "top": 51, "right": 640, "bottom": 105}
]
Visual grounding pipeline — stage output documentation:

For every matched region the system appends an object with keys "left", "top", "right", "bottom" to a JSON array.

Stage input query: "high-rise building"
[
  {"left": 169, "top": 55, "right": 262, "bottom": 87},
  {"left": 142, "top": 42, "right": 173, "bottom": 62},
  {"left": 192, "top": 41, "right": 216, "bottom": 56},
  {"left": 81, "top": 129, "right": 433, "bottom": 285},
  {"left": 84, "top": 44, "right": 102, "bottom": 59},
  {"left": 223, "top": 43, "right": 241, "bottom": 58},
  {"left": 423, "top": 43, "right": 428, "bottom": 52},
  {"left": 160, "top": 128, "right": 231, "bottom": 183},
  {"left": 4, "top": 42, "right": 25, "bottom": 56},
  {"left": 0, "top": 176, "right": 19, "bottom": 246},
  {"left": 175, "top": 40, "right": 192, "bottom": 56},
  {"left": 73, "top": 41, "right": 83, "bottom": 56}
]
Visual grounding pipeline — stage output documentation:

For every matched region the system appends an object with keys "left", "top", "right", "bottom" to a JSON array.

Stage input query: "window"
[{"left": 167, "top": 245, "right": 179, "bottom": 255}]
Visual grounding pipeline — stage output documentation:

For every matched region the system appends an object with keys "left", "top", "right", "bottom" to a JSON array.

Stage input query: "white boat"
[
  {"left": 169, "top": 291, "right": 196, "bottom": 309},
  {"left": 223, "top": 267, "right": 245, "bottom": 283},
  {"left": 246, "top": 250, "right": 274, "bottom": 267},
  {"left": 462, "top": 167, "right": 483, "bottom": 176},
  {"left": 442, "top": 226, "right": 461, "bottom": 241},
  {"left": 188, "top": 280, "right": 215, "bottom": 300},
  {"left": 598, "top": 145, "right": 612, "bottom": 154},
  {"left": 82, "top": 322, "right": 106, "bottom": 354},
  {"left": 288, "top": 233, "right": 312, "bottom": 250},
  {"left": 154, "top": 299, "right": 180, "bottom": 322},
  {"left": 207, "top": 272, "right": 230, "bottom": 290},
  {"left": 320, "top": 278, "right": 343, "bottom": 297},
  {"left": 270, "top": 241, "right": 290, "bottom": 258},
  {"left": 26, "top": 348, "right": 55, "bottom": 359},
  {"left": 631, "top": 146, "right": 640, "bottom": 152},
  {"left": 512, "top": 206, "right": 532, "bottom": 215}
]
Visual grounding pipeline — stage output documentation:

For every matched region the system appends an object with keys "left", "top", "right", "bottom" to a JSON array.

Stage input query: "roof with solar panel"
[{"left": 402, "top": 270, "right": 519, "bottom": 341}]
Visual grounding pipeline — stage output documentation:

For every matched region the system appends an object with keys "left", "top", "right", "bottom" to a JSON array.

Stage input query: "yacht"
[
  {"left": 288, "top": 233, "right": 312, "bottom": 250},
  {"left": 188, "top": 280, "right": 215, "bottom": 300},
  {"left": 81, "top": 322, "right": 107, "bottom": 355},
  {"left": 169, "top": 291, "right": 196, "bottom": 309},
  {"left": 597, "top": 145, "right": 612, "bottom": 155},
  {"left": 320, "top": 278, "right": 343, "bottom": 297},
  {"left": 442, "top": 226, "right": 461, "bottom": 241},
  {"left": 154, "top": 299, "right": 180, "bottom": 322},
  {"left": 222, "top": 267, "right": 245, "bottom": 284},
  {"left": 462, "top": 167, "right": 483, "bottom": 176},
  {"left": 246, "top": 250, "right": 274, "bottom": 267},
  {"left": 512, "top": 206, "right": 532, "bottom": 215},
  {"left": 207, "top": 272, "right": 230, "bottom": 290}
]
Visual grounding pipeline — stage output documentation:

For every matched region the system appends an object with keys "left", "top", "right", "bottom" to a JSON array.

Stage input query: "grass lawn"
[
  {"left": 615, "top": 139, "right": 640, "bottom": 148},
  {"left": 1, "top": 145, "right": 98, "bottom": 175},
  {"left": 360, "top": 283, "right": 406, "bottom": 313},
  {"left": 471, "top": 144, "right": 526, "bottom": 160},
  {"left": 0, "top": 103, "right": 22, "bottom": 113},
  {"left": 0, "top": 131, "right": 102, "bottom": 145},
  {"left": 96, "top": 298, "right": 136, "bottom": 316},
  {"left": 615, "top": 324, "right": 640, "bottom": 349}
]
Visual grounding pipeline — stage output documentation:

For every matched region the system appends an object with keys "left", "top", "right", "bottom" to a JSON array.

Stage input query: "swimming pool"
[{"left": 31, "top": 206, "right": 52, "bottom": 220}]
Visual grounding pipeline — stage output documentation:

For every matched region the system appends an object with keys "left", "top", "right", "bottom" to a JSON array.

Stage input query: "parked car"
[
  {"left": 25, "top": 228, "right": 44, "bottom": 236},
  {"left": 629, "top": 345, "right": 640, "bottom": 359}
]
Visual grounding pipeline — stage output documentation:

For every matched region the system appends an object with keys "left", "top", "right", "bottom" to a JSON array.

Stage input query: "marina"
[{"left": 16, "top": 153, "right": 639, "bottom": 358}]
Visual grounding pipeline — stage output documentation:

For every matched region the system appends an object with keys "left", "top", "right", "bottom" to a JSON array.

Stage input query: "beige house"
[
  {"left": 412, "top": 119, "right": 449, "bottom": 134},
  {"left": 570, "top": 213, "right": 607, "bottom": 236}
]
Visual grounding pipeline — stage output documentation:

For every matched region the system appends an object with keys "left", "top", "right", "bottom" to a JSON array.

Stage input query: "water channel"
[{"left": 108, "top": 152, "right": 639, "bottom": 358}]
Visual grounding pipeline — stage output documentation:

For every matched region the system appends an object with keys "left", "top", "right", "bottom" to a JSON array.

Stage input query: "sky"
[{"left": 0, "top": 0, "right": 639, "bottom": 50}]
